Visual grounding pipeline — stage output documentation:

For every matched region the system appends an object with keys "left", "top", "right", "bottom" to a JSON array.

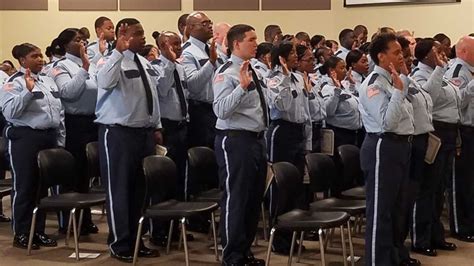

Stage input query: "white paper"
[{"left": 69, "top": 252, "right": 101, "bottom": 259}]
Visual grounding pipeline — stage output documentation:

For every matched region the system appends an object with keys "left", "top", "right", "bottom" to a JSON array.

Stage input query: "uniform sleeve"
[
  {"left": 212, "top": 73, "right": 247, "bottom": 120},
  {"left": 97, "top": 49, "right": 124, "bottom": 90},
  {"left": 418, "top": 66, "right": 445, "bottom": 103},
  {"left": 56, "top": 105, "right": 66, "bottom": 147},
  {"left": 459, "top": 78, "right": 474, "bottom": 109},
  {"left": 156, "top": 57, "right": 176, "bottom": 97},
  {"left": 52, "top": 64, "right": 89, "bottom": 101},
  {"left": 321, "top": 85, "right": 341, "bottom": 117},
  {"left": 304, "top": 115, "right": 313, "bottom": 151},
  {"left": 266, "top": 74, "right": 292, "bottom": 111},
  {"left": 87, "top": 44, "right": 103, "bottom": 65},
  {"left": 0, "top": 79, "right": 34, "bottom": 120},
  {"left": 182, "top": 52, "right": 215, "bottom": 95}
]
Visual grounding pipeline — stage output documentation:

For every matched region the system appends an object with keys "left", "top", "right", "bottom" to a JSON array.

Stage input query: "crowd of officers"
[{"left": 0, "top": 11, "right": 473, "bottom": 266}]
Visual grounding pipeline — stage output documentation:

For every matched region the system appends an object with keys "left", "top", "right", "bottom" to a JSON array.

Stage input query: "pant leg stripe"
[
  {"left": 104, "top": 128, "right": 118, "bottom": 252},
  {"left": 412, "top": 202, "right": 417, "bottom": 246},
  {"left": 371, "top": 138, "right": 382, "bottom": 266},
  {"left": 7, "top": 126, "right": 17, "bottom": 234},
  {"left": 452, "top": 157, "right": 459, "bottom": 234},
  {"left": 221, "top": 136, "right": 230, "bottom": 256}
]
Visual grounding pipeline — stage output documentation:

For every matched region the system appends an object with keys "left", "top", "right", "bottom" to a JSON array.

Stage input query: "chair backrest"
[
  {"left": 143, "top": 155, "right": 177, "bottom": 205},
  {"left": 37, "top": 148, "right": 78, "bottom": 200},
  {"left": 305, "top": 153, "right": 335, "bottom": 194},
  {"left": 272, "top": 162, "right": 302, "bottom": 215},
  {"left": 85, "top": 142, "right": 100, "bottom": 181},
  {"left": 187, "top": 146, "right": 219, "bottom": 191},
  {"left": 337, "top": 144, "right": 363, "bottom": 187}
]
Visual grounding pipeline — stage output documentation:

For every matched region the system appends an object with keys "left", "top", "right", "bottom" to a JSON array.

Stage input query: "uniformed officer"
[
  {"left": 314, "top": 46, "right": 332, "bottom": 79},
  {"left": 358, "top": 33, "right": 418, "bottom": 266},
  {"left": 250, "top": 42, "right": 272, "bottom": 79},
  {"left": 87, "top": 16, "right": 115, "bottom": 64},
  {"left": 95, "top": 18, "right": 161, "bottom": 262},
  {"left": 320, "top": 56, "right": 362, "bottom": 149},
  {"left": 335, "top": 29, "right": 356, "bottom": 61},
  {"left": 409, "top": 38, "right": 457, "bottom": 256},
  {"left": 295, "top": 44, "right": 326, "bottom": 152},
  {"left": 41, "top": 38, "right": 65, "bottom": 76},
  {"left": 213, "top": 23, "right": 268, "bottom": 266},
  {"left": 263, "top": 25, "right": 283, "bottom": 44},
  {"left": 182, "top": 11, "right": 223, "bottom": 148},
  {"left": 346, "top": 49, "right": 369, "bottom": 90},
  {"left": 446, "top": 36, "right": 474, "bottom": 242},
  {"left": 50, "top": 28, "right": 99, "bottom": 235},
  {"left": 265, "top": 41, "right": 311, "bottom": 254},
  {"left": 214, "top": 22, "right": 231, "bottom": 61},
  {"left": 1, "top": 43, "right": 62, "bottom": 250},
  {"left": 354, "top": 25, "right": 368, "bottom": 47}
]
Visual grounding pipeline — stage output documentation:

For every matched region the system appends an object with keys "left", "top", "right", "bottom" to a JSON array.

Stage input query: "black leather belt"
[
  {"left": 161, "top": 118, "right": 187, "bottom": 129},
  {"left": 217, "top": 129, "right": 265, "bottom": 139},
  {"left": 368, "top": 132, "right": 413, "bottom": 142},
  {"left": 273, "top": 119, "right": 304, "bottom": 131},
  {"left": 433, "top": 120, "right": 458, "bottom": 131},
  {"left": 460, "top": 125, "right": 474, "bottom": 133}
]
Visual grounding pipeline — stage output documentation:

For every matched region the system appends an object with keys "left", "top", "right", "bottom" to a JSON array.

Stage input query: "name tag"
[
  {"left": 124, "top": 69, "right": 140, "bottom": 79},
  {"left": 198, "top": 59, "right": 208, "bottom": 67}
]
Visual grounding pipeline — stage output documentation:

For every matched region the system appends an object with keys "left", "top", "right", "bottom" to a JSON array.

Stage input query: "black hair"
[
  {"left": 12, "top": 43, "right": 39, "bottom": 60},
  {"left": 115, "top": 18, "right": 140, "bottom": 38},
  {"left": 469, "top": 33, "right": 474, "bottom": 37},
  {"left": 414, "top": 38, "right": 435, "bottom": 61},
  {"left": 79, "top": 27, "right": 90, "bottom": 39},
  {"left": 2, "top": 60, "right": 14, "bottom": 68},
  {"left": 152, "top": 31, "right": 160, "bottom": 39},
  {"left": 264, "top": 25, "right": 280, "bottom": 42},
  {"left": 256, "top": 42, "right": 273, "bottom": 59},
  {"left": 346, "top": 50, "right": 364, "bottom": 70},
  {"left": 50, "top": 38, "right": 66, "bottom": 57},
  {"left": 178, "top": 14, "right": 188, "bottom": 27},
  {"left": 282, "top": 34, "right": 295, "bottom": 42},
  {"left": 139, "top": 44, "right": 155, "bottom": 57},
  {"left": 314, "top": 47, "right": 330, "bottom": 64},
  {"left": 338, "top": 29, "right": 353, "bottom": 43},
  {"left": 450, "top": 45, "right": 457, "bottom": 59},
  {"left": 227, "top": 24, "right": 255, "bottom": 52},
  {"left": 359, "top": 42, "right": 371, "bottom": 54},
  {"left": 271, "top": 41, "right": 294, "bottom": 68},
  {"left": 397, "top": 36, "right": 410, "bottom": 51},
  {"left": 354, "top": 25, "right": 367, "bottom": 34},
  {"left": 95, "top": 16, "right": 111, "bottom": 29},
  {"left": 295, "top": 32, "right": 309, "bottom": 41},
  {"left": 433, "top": 33, "right": 450, "bottom": 44},
  {"left": 57, "top": 28, "right": 80, "bottom": 51},
  {"left": 325, "top": 40, "right": 337, "bottom": 49},
  {"left": 320, "top": 56, "right": 344, "bottom": 75},
  {"left": 45, "top": 46, "right": 52, "bottom": 58},
  {"left": 310, "top": 35, "right": 325, "bottom": 49},
  {"left": 296, "top": 44, "right": 309, "bottom": 61},
  {"left": 368, "top": 33, "right": 397, "bottom": 65}
]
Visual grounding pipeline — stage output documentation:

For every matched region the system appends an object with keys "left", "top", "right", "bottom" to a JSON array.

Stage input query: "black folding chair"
[
  {"left": 187, "top": 146, "right": 221, "bottom": 202},
  {"left": 337, "top": 145, "right": 366, "bottom": 200}
]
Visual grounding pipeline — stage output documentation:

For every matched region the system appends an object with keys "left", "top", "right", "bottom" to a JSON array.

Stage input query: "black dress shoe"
[
  {"left": 452, "top": 234, "right": 474, "bottom": 242},
  {"left": 150, "top": 233, "right": 195, "bottom": 247},
  {"left": 111, "top": 251, "right": 133, "bottom": 263},
  {"left": 138, "top": 246, "right": 160, "bottom": 257},
  {"left": 81, "top": 223, "right": 99, "bottom": 235},
  {"left": 400, "top": 257, "right": 421, "bottom": 266},
  {"left": 13, "top": 234, "right": 39, "bottom": 250},
  {"left": 412, "top": 246, "right": 437, "bottom": 256},
  {"left": 434, "top": 241, "right": 457, "bottom": 250},
  {"left": 0, "top": 214, "right": 11, "bottom": 223},
  {"left": 244, "top": 254, "right": 265, "bottom": 266},
  {"left": 34, "top": 233, "right": 57, "bottom": 247}
]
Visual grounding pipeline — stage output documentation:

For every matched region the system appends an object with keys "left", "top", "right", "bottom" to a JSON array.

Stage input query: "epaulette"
[
  {"left": 217, "top": 61, "right": 233, "bottom": 74},
  {"left": 182, "top": 42, "right": 191, "bottom": 50},
  {"left": 367, "top": 73, "right": 379, "bottom": 86},
  {"left": 52, "top": 57, "right": 67, "bottom": 68},
  {"left": 452, "top": 64, "right": 462, "bottom": 78},
  {"left": 7, "top": 72, "right": 24, "bottom": 83},
  {"left": 411, "top": 67, "right": 420, "bottom": 75},
  {"left": 86, "top": 41, "right": 97, "bottom": 48}
]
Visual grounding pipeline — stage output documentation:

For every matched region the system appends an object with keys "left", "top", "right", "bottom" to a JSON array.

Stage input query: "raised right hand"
[
  {"left": 98, "top": 33, "right": 107, "bottom": 55},
  {"left": 279, "top": 56, "right": 290, "bottom": 76},
  {"left": 115, "top": 23, "right": 131, "bottom": 53},
  {"left": 209, "top": 38, "right": 218, "bottom": 64},
  {"left": 162, "top": 41, "right": 177, "bottom": 62},
  {"left": 389, "top": 63, "right": 404, "bottom": 91},
  {"left": 79, "top": 43, "right": 90, "bottom": 71},
  {"left": 24, "top": 68, "right": 35, "bottom": 91},
  {"left": 239, "top": 60, "right": 252, "bottom": 90}
]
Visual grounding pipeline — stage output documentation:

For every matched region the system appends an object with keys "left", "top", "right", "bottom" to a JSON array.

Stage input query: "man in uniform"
[
  {"left": 214, "top": 22, "right": 231, "bottom": 61},
  {"left": 264, "top": 25, "right": 283, "bottom": 45},
  {"left": 213, "top": 24, "right": 268, "bottom": 266},
  {"left": 358, "top": 33, "right": 419, "bottom": 266},
  {"left": 96, "top": 18, "right": 161, "bottom": 263},
  {"left": 87, "top": 16, "right": 115, "bottom": 64},
  {"left": 335, "top": 29, "right": 356, "bottom": 61}
]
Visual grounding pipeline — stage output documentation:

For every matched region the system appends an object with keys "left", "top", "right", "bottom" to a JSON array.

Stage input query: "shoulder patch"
[
  {"left": 52, "top": 57, "right": 66, "bottom": 68},
  {"left": 182, "top": 42, "right": 191, "bottom": 50},
  {"left": 367, "top": 85, "right": 381, "bottom": 99},
  {"left": 335, "top": 50, "right": 342, "bottom": 56},
  {"left": 3, "top": 82, "right": 15, "bottom": 91},
  {"left": 320, "top": 82, "right": 328, "bottom": 89},
  {"left": 7, "top": 72, "right": 24, "bottom": 83},
  {"left": 214, "top": 73, "right": 225, "bottom": 84},
  {"left": 217, "top": 61, "right": 233, "bottom": 74},
  {"left": 367, "top": 73, "right": 379, "bottom": 86},
  {"left": 411, "top": 67, "right": 420, "bottom": 75}
]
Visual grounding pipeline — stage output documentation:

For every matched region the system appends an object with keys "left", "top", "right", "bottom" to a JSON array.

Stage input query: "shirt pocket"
[{"left": 123, "top": 69, "right": 141, "bottom": 79}]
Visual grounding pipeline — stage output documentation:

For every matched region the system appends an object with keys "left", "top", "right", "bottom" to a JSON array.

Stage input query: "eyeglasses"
[{"left": 192, "top": 20, "right": 213, "bottom": 27}]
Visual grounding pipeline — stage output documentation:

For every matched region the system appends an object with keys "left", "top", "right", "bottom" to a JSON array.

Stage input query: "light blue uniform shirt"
[
  {"left": 95, "top": 49, "right": 162, "bottom": 128},
  {"left": 250, "top": 58, "right": 271, "bottom": 79},
  {"left": 151, "top": 55, "right": 189, "bottom": 122},
  {"left": 50, "top": 53, "right": 97, "bottom": 115},
  {"left": 335, "top": 46, "right": 351, "bottom": 61},
  {"left": 406, "top": 77, "right": 434, "bottom": 135},
  {"left": 181, "top": 36, "right": 224, "bottom": 103},
  {"left": 358, "top": 65, "right": 414, "bottom": 135},
  {"left": 87, "top": 39, "right": 113, "bottom": 64}
]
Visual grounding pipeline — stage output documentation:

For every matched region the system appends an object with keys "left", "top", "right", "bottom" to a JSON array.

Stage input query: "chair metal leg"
[
  {"left": 133, "top": 217, "right": 144, "bottom": 266},
  {"left": 178, "top": 223, "right": 183, "bottom": 250},
  {"left": 347, "top": 221, "right": 355, "bottom": 266},
  {"left": 261, "top": 203, "right": 268, "bottom": 241},
  {"left": 328, "top": 227, "right": 335, "bottom": 247},
  {"left": 265, "top": 228, "right": 275, "bottom": 266},
  {"left": 166, "top": 220, "right": 174, "bottom": 255},
  {"left": 296, "top": 232, "right": 304, "bottom": 263},
  {"left": 65, "top": 210, "right": 73, "bottom": 246},
  {"left": 211, "top": 212, "right": 219, "bottom": 261},
  {"left": 340, "top": 225, "right": 348, "bottom": 266},
  {"left": 27, "top": 207, "right": 38, "bottom": 255},
  {"left": 71, "top": 208, "right": 80, "bottom": 261},
  {"left": 318, "top": 228, "right": 326, "bottom": 266},
  {"left": 181, "top": 218, "right": 190, "bottom": 266},
  {"left": 77, "top": 209, "right": 84, "bottom": 241},
  {"left": 288, "top": 231, "right": 297, "bottom": 266},
  {"left": 323, "top": 229, "right": 329, "bottom": 250}
]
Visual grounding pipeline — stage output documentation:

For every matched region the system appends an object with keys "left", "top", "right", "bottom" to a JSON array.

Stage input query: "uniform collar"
[
  {"left": 66, "top": 53, "right": 83, "bottom": 66},
  {"left": 19, "top": 66, "right": 39, "bottom": 80},
  {"left": 123, "top": 50, "right": 136, "bottom": 60},
  {"left": 339, "top": 46, "right": 351, "bottom": 53},
  {"left": 230, "top": 54, "right": 244, "bottom": 65},
  {"left": 374, "top": 65, "right": 393, "bottom": 84},
  {"left": 51, "top": 56, "right": 63, "bottom": 62},
  {"left": 417, "top": 62, "right": 434, "bottom": 72},
  {"left": 189, "top": 36, "right": 207, "bottom": 52}
]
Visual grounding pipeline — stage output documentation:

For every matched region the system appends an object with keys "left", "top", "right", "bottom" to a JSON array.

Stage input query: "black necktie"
[
  {"left": 173, "top": 69, "right": 187, "bottom": 119},
  {"left": 133, "top": 54, "right": 154, "bottom": 116},
  {"left": 205, "top": 45, "right": 210, "bottom": 57},
  {"left": 250, "top": 66, "right": 269, "bottom": 127}
]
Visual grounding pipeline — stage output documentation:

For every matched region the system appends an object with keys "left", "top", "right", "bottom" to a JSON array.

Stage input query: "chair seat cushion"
[
  {"left": 89, "top": 185, "right": 106, "bottom": 194},
  {"left": 277, "top": 209, "right": 350, "bottom": 231},
  {"left": 340, "top": 186, "right": 366, "bottom": 200},
  {"left": 39, "top": 192, "right": 106, "bottom": 210},
  {"left": 195, "top": 188, "right": 222, "bottom": 202},
  {"left": 310, "top": 198, "right": 366, "bottom": 215},
  {"left": 0, "top": 179, "right": 12, "bottom": 187},
  {"left": 0, "top": 186, "right": 11, "bottom": 197},
  {"left": 145, "top": 199, "right": 218, "bottom": 219}
]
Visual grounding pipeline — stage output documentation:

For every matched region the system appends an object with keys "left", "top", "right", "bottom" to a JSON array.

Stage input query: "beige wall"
[{"left": 1, "top": 0, "right": 473, "bottom": 64}]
